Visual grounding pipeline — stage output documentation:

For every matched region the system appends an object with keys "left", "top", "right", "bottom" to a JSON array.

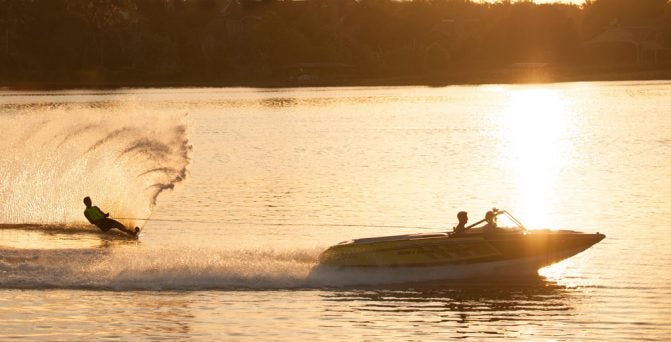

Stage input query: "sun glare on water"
[{"left": 499, "top": 88, "right": 572, "bottom": 229}]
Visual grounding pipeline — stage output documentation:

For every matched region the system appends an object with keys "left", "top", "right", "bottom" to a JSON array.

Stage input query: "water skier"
[{"left": 83, "top": 196, "right": 139, "bottom": 237}]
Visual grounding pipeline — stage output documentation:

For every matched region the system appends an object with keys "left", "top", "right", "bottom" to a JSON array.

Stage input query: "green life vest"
[{"left": 85, "top": 206, "right": 105, "bottom": 222}]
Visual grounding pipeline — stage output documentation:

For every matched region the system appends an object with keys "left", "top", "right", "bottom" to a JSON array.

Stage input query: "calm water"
[{"left": 1, "top": 82, "right": 670, "bottom": 340}]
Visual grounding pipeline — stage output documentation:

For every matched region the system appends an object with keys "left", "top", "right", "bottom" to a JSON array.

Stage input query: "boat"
[{"left": 318, "top": 209, "right": 605, "bottom": 278}]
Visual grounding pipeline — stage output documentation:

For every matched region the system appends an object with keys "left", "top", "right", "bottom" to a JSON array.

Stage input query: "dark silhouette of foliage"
[{"left": 0, "top": 0, "right": 669, "bottom": 87}]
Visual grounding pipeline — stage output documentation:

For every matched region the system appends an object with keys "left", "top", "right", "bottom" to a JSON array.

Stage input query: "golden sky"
[
  {"left": 533, "top": 0, "right": 584, "bottom": 3},
  {"left": 479, "top": 0, "right": 584, "bottom": 4}
]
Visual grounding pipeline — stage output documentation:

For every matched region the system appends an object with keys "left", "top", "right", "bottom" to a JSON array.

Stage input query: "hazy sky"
[
  {"left": 533, "top": 0, "right": 584, "bottom": 3},
  {"left": 480, "top": 0, "right": 584, "bottom": 4}
]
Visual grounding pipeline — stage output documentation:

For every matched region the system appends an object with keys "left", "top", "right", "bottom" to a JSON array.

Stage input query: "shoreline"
[{"left": 2, "top": 67, "right": 671, "bottom": 91}]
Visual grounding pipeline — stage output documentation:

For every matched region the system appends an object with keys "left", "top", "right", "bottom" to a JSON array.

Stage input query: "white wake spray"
[
  {"left": 0, "top": 247, "right": 324, "bottom": 290},
  {"left": 0, "top": 100, "right": 191, "bottom": 226}
]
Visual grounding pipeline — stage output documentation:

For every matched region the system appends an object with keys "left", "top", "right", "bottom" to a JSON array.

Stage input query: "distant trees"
[
  {"left": 0, "top": 0, "right": 669, "bottom": 86},
  {"left": 582, "top": 0, "right": 669, "bottom": 35}
]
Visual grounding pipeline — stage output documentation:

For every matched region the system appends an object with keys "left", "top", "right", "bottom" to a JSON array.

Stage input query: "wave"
[{"left": 0, "top": 247, "right": 325, "bottom": 290}]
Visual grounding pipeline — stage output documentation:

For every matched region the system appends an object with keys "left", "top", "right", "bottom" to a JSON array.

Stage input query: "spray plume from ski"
[{"left": 0, "top": 100, "right": 191, "bottom": 226}]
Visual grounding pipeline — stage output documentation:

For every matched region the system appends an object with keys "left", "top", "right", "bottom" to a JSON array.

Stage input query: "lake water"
[{"left": 1, "top": 81, "right": 670, "bottom": 340}]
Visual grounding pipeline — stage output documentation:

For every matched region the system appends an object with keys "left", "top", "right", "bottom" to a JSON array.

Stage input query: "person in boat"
[
  {"left": 453, "top": 211, "right": 468, "bottom": 235},
  {"left": 483, "top": 210, "right": 498, "bottom": 233},
  {"left": 83, "top": 197, "right": 139, "bottom": 236}
]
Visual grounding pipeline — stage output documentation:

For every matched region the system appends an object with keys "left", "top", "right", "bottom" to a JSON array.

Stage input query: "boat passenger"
[
  {"left": 483, "top": 210, "right": 497, "bottom": 233},
  {"left": 453, "top": 211, "right": 468, "bottom": 235}
]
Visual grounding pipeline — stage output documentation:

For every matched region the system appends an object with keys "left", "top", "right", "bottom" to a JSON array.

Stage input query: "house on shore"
[
  {"left": 493, "top": 62, "right": 552, "bottom": 83},
  {"left": 585, "top": 24, "right": 669, "bottom": 65}
]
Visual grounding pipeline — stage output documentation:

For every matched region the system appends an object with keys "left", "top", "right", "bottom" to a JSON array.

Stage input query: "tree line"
[{"left": 0, "top": 0, "right": 670, "bottom": 87}]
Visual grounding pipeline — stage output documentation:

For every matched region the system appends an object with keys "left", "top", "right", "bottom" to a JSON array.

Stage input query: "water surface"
[{"left": 1, "top": 82, "right": 670, "bottom": 340}]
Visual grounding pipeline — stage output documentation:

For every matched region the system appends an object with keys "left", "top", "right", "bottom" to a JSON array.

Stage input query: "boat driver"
[{"left": 483, "top": 210, "right": 497, "bottom": 233}]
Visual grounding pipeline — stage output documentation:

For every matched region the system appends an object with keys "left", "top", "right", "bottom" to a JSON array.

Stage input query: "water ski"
[
  {"left": 99, "top": 226, "right": 140, "bottom": 239},
  {"left": 118, "top": 226, "right": 140, "bottom": 239}
]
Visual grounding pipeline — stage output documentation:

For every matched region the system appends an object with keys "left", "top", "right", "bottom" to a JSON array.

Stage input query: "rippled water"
[{"left": 1, "top": 82, "right": 670, "bottom": 340}]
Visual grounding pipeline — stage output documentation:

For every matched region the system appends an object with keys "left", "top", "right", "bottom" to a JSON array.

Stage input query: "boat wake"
[
  {"left": 0, "top": 246, "right": 324, "bottom": 290},
  {"left": 0, "top": 99, "right": 191, "bottom": 227}
]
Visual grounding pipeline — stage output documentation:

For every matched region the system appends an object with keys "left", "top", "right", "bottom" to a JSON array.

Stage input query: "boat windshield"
[
  {"left": 467, "top": 210, "right": 526, "bottom": 230},
  {"left": 495, "top": 211, "right": 525, "bottom": 229}
]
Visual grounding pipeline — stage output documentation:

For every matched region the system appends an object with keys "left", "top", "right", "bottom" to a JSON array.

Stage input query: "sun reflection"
[
  {"left": 539, "top": 256, "right": 597, "bottom": 289},
  {"left": 500, "top": 88, "right": 571, "bottom": 228}
]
